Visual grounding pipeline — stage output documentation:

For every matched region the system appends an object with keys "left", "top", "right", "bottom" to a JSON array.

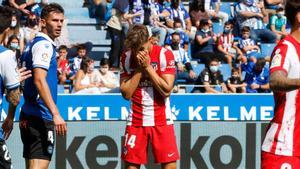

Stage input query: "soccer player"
[
  {"left": 20, "top": 3, "right": 67, "bottom": 169},
  {"left": 120, "top": 24, "right": 179, "bottom": 169},
  {"left": 261, "top": 0, "right": 300, "bottom": 168},
  {"left": 0, "top": 6, "right": 31, "bottom": 169}
]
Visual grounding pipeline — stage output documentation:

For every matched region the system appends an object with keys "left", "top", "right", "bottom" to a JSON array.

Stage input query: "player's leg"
[
  {"left": 150, "top": 125, "right": 179, "bottom": 167},
  {"left": 25, "top": 159, "right": 50, "bottom": 169},
  {"left": 0, "top": 140, "right": 12, "bottom": 169},
  {"left": 125, "top": 162, "right": 141, "bottom": 169},
  {"left": 20, "top": 113, "right": 55, "bottom": 169},
  {"left": 161, "top": 161, "right": 177, "bottom": 169},
  {"left": 121, "top": 126, "right": 149, "bottom": 168}
]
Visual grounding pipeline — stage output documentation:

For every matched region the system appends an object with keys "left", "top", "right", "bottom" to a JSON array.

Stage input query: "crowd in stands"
[{"left": 1, "top": 0, "right": 286, "bottom": 94}]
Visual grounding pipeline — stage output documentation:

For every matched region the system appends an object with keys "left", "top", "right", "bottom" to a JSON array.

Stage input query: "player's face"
[{"left": 42, "top": 12, "right": 64, "bottom": 39}]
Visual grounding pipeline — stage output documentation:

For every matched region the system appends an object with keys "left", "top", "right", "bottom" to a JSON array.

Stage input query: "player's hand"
[
  {"left": 18, "top": 67, "right": 32, "bottom": 82},
  {"left": 53, "top": 114, "right": 67, "bottom": 136},
  {"left": 2, "top": 116, "right": 14, "bottom": 140},
  {"left": 251, "top": 83, "right": 260, "bottom": 89},
  {"left": 137, "top": 50, "right": 150, "bottom": 68},
  {"left": 189, "top": 70, "right": 196, "bottom": 79}
]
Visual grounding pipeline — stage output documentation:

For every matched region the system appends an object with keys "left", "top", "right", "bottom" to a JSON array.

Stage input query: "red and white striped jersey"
[
  {"left": 120, "top": 45, "right": 176, "bottom": 126},
  {"left": 218, "top": 33, "right": 235, "bottom": 52},
  {"left": 262, "top": 35, "right": 300, "bottom": 156}
]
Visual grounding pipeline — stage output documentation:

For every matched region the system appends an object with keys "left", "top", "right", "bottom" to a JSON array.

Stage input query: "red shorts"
[
  {"left": 261, "top": 151, "right": 300, "bottom": 169},
  {"left": 121, "top": 125, "right": 180, "bottom": 164}
]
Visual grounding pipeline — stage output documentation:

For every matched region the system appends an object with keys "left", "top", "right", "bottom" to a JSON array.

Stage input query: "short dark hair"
[
  {"left": 285, "top": 0, "right": 300, "bottom": 25},
  {"left": 125, "top": 24, "right": 149, "bottom": 52},
  {"left": 100, "top": 58, "right": 110, "bottom": 66},
  {"left": 231, "top": 67, "right": 239, "bottom": 74},
  {"left": 171, "top": 32, "right": 181, "bottom": 39},
  {"left": 242, "top": 26, "right": 251, "bottom": 32},
  {"left": 173, "top": 17, "right": 182, "bottom": 27},
  {"left": 200, "top": 19, "right": 209, "bottom": 28},
  {"left": 210, "top": 57, "right": 219, "bottom": 64},
  {"left": 80, "top": 57, "right": 93, "bottom": 73},
  {"left": 41, "top": 3, "right": 64, "bottom": 20},
  {"left": 0, "top": 6, "right": 13, "bottom": 33},
  {"left": 256, "top": 58, "right": 266, "bottom": 68},
  {"left": 77, "top": 44, "right": 86, "bottom": 51},
  {"left": 7, "top": 35, "right": 19, "bottom": 45},
  {"left": 58, "top": 45, "right": 67, "bottom": 51}
]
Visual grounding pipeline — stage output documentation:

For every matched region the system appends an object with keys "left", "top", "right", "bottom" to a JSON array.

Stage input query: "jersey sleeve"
[
  {"left": 269, "top": 43, "right": 289, "bottom": 74},
  {"left": 160, "top": 48, "right": 176, "bottom": 75},
  {"left": 0, "top": 51, "right": 20, "bottom": 89},
  {"left": 31, "top": 40, "right": 53, "bottom": 70}
]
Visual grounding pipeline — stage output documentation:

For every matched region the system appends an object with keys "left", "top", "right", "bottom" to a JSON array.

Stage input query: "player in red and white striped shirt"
[
  {"left": 120, "top": 25, "right": 179, "bottom": 169},
  {"left": 261, "top": 1, "right": 300, "bottom": 168}
]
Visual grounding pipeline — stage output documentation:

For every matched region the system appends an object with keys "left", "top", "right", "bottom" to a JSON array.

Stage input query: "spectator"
[
  {"left": 241, "top": 58, "right": 270, "bottom": 93},
  {"left": 30, "top": 0, "right": 48, "bottom": 17},
  {"left": 8, "top": 0, "right": 36, "bottom": 16},
  {"left": 165, "top": 17, "right": 189, "bottom": 51},
  {"left": 6, "top": 34, "right": 21, "bottom": 67},
  {"left": 167, "top": 32, "right": 196, "bottom": 85},
  {"left": 72, "top": 57, "right": 100, "bottom": 94},
  {"left": 226, "top": 67, "right": 246, "bottom": 93},
  {"left": 189, "top": 0, "right": 210, "bottom": 28},
  {"left": 22, "top": 13, "right": 39, "bottom": 46},
  {"left": 91, "top": 0, "right": 112, "bottom": 26},
  {"left": 193, "top": 19, "right": 225, "bottom": 65},
  {"left": 269, "top": 7, "right": 287, "bottom": 40},
  {"left": 239, "top": 26, "right": 261, "bottom": 63},
  {"left": 236, "top": 0, "right": 277, "bottom": 43},
  {"left": 71, "top": 45, "right": 87, "bottom": 75},
  {"left": 217, "top": 21, "right": 244, "bottom": 68},
  {"left": 57, "top": 45, "right": 71, "bottom": 84},
  {"left": 93, "top": 58, "right": 119, "bottom": 93},
  {"left": 163, "top": 0, "right": 192, "bottom": 33},
  {"left": 192, "top": 57, "right": 228, "bottom": 93},
  {"left": 4, "top": 11, "right": 25, "bottom": 53},
  {"left": 106, "top": 0, "right": 140, "bottom": 68},
  {"left": 205, "top": 0, "right": 229, "bottom": 24}
]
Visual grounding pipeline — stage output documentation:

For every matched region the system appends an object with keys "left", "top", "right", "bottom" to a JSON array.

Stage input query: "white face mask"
[{"left": 11, "top": 20, "right": 17, "bottom": 27}]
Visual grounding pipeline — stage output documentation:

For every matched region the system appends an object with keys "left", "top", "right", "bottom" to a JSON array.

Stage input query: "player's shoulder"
[
  {"left": 0, "top": 46, "right": 15, "bottom": 62},
  {"left": 273, "top": 35, "right": 297, "bottom": 57}
]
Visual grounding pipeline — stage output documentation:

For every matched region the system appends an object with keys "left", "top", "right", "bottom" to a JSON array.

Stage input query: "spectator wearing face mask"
[
  {"left": 193, "top": 19, "right": 225, "bottom": 65},
  {"left": 192, "top": 57, "right": 228, "bottom": 93},
  {"left": 22, "top": 13, "right": 39, "bottom": 46},
  {"left": 236, "top": 0, "right": 277, "bottom": 43},
  {"left": 72, "top": 57, "right": 100, "bottom": 94},
  {"left": 93, "top": 58, "right": 119, "bottom": 93},
  {"left": 226, "top": 67, "right": 246, "bottom": 93},
  {"left": 165, "top": 17, "right": 189, "bottom": 51},
  {"left": 241, "top": 58, "right": 270, "bottom": 93},
  {"left": 269, "top": 7, "right": 288, "bottom": 40},
  {"left": 4, "top": 11, "right": 25, "bottom": 53},
  {"left": 217, "top": 21, "right": 244, "bottom": 68},
  {"left": 167, "top": 32, "right": 196, "bottom": 85},
  {"left": 6, "top": 35, "right": 21, "bottom": 67}
]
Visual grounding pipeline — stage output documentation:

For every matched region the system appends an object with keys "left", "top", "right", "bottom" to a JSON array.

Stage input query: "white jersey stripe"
[
  {"left": 165, "top": 97, "right": 174, "bottom": 125},
  {"left": 142, "top": 87, "right": 155, "bottom": 126},
  {"left": 160, "top": 48, "right": 167, "bottom": 71},
  {"left": 125, "top": 51, "right": 132, "bottom": 75},
  {"left": 262, "top": 123, "right": 279, "bottom": 152}
]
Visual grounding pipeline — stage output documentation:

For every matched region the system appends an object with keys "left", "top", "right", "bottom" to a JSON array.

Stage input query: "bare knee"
[{"left": 125, "top": 162, "right": 140, "bottom": 169}]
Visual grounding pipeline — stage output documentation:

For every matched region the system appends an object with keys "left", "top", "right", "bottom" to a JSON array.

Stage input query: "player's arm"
[
  {"left": 269, "top": 70, "right": 300, "bottom": 92},
  {"left": 33, "top": 68, "right": 66, "bottom": 135},
  {"left": 137, "top": 51, "right": 174, "bottom": 97},
  {"left": 120, "top": 70, "right": 142, "bottom": 100}
]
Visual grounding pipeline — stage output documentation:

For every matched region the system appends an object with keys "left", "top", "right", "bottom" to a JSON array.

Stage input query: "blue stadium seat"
[
  {"left": 192, "top": 63, "right": 205, "bottom": 76},
  {"left": 58, "top": 85, "right": 65, "bottom": 94},
  {"left": 213, "top": 22, "right": 223, "bottom": 35},
  {"left": 260, "top": 43, "right": 277, "bottom": 57},
  {"left": 219, "top": 64, "right": 231, "bottom": 81},
  {"left": 220, "top": 2, "right": 232, "bottom": 17}
]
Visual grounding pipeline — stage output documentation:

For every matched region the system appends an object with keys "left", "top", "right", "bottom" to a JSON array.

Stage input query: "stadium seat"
[
  {"left": 260, "top": 43, "right": 276, "bottom": 57},
  {"left": 213, "top": 22, "right": 223, "bottom": 35},
  {"left": 192, "top": 63, "right": 205, "bottom": 76},
  {"left": 219, "top": 64, "right": 231, "bottom": 81},
  {"left": 58, "top": 84, "right": 65, "bottom": 94},
  {"left": 220, "top": 2, "right": 233, "bottom": 18}
]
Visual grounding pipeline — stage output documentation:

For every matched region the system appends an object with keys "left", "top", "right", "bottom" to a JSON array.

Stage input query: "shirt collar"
[{"left": 36, "top": 32, "right": 56, "bottom": 47}]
